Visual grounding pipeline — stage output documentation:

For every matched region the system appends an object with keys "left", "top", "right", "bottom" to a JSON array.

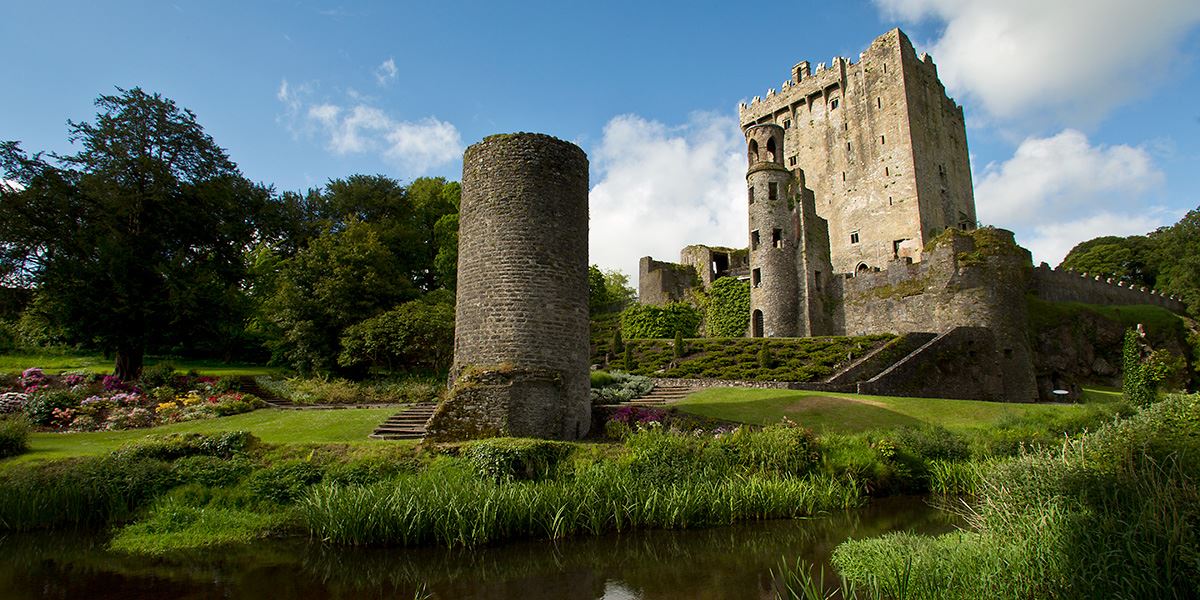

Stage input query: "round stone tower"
[
  {"left": 746, "top": 123, "right": 799, "bottom": 337},
  {"left": 426, "top": 133, "right": 591, "bottom": 441}
]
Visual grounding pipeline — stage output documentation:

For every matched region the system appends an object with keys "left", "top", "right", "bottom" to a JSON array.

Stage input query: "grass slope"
[
  {"left": 8, "top": 407, "right": 404, "bottom": 465},
  {"left": 0, "top": 352, "right": 278, "bottom": 376},
  {"left": 674, "top": 388, "right": 1114, "bottom": 433}
]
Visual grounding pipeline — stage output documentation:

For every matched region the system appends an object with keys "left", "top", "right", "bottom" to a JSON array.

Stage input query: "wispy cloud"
[
  {"left": 975, "top": 129, "right": 1173, "bottom": 265},
  {"left": 588, "top": 112, "right": 746, "bottom": 279},
  {"left": 276, "top": 78, "right": 462, "bottom": 175},
  {"left": 374, "top": 58, "right": 397, "bottom": 86}
]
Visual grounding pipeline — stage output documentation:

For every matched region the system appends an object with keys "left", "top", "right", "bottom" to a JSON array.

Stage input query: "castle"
[{"left": 639, "top": 29, "right": 1188, "bottom": 402}]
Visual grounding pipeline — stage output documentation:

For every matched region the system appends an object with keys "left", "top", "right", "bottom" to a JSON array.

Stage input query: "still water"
[{"left": 0, "top": 497, "right": 960, "bottom": 600}]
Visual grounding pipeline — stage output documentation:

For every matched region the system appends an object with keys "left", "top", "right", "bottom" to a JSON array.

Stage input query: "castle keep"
[
  {"left": 740, "top": 29, "right": 975, "bottom": 274},
  {"left": 639, "top": 29, "right": 1188, "bottom": 402}
]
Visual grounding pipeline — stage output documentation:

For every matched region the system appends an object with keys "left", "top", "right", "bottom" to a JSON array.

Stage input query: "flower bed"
[{"left": 0, "top": 367, "right": 265, "bottom": 432}]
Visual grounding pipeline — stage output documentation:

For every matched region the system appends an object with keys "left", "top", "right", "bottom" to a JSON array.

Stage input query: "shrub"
[
  {"left": 895, "top": 425, "right": 969, "bottom": 462},
  {"left": 22, "top": 389, "right": 80, "bottom": 426},
  {"left": 0, "top": 415, "right": 30, "bottom": 458},
  {"left": 674, "top": 330, "right": 686, "bottom": 358},
  {"left": 171, "top": 455, "right": 253, "bottom": 488},
  {"left": 460, "top": 438, "right": 574, "bottom": 482},
  {"left": 247, "top": 459, "right": 323, "bottom": 504},
  {"left": 337, "top": 297, "right": 455, "bottom": 372},
  {"left": 704, "top": 277, "right": 751, "bottom": 337},
  {"left": 590, "top": 370, "right": 616, "bottom": 388},
  {"left": 138, "top": 362, "right": 178, "bottom": 391},
  {"left": 115, "top": 432, "right": 256, "bottom": 461}
]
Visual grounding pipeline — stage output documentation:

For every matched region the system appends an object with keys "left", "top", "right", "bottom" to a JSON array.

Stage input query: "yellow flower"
[
  {"left": 182, "top": 392, "right": 202, "bottom": 406},
  {"left": 155, "top": 402, "right": 179, "bottom": 414}
]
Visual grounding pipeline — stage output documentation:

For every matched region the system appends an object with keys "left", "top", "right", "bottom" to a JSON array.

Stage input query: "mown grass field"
[
  {"left": 0, "top": 352, "right": 278, "bottom": 376},
  {"left": 674, "top": 387, "right": 1121, "bottom": 433},
  {"left": 8, "top": 407, "right": 406, "bottom": 465}
]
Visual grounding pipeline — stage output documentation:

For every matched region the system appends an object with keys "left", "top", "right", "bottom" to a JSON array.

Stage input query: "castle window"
[
  {"left": 814, "top": 271, "right": 822, "bottom": 291},
  {"left": 877, "top": 97, "right": 881, "bottom": 108},
  {"left": 830, "top": 98, "right": 839, "bottom": 109},
  {"left": 766, "top": 138, "right": 777, "bottom": 162},
  {"left": 768, "top": 182, "right": 778, "bottom": 200},
  {"left": 846, "top": 141, "right": 851, "bottom": 152},
  {"left": 842, "top": 172, "right": 846, "bottom": 182},
  {"left": 750, "top": 230, "right": 760, "bottom": 251},
  {"left": 748, "top": 139, "right": 759, "bottom": 163},
  {"left": 850, "top": 231, "right": 860, "bottom": 244},
  {"left": 880, "top": 135, "right": 885, "bottom": 145},
  {"left": 783, "top": 119, "right": 792, "bottom": 129},
  {"left": 892, "top": 239, "right": 905, "bottom": 259},
  {"left": 856, "top": 262, "right": 870, "bottom": 275},
  {"left": 788, "top": 156, "right": 797, "bottom": 167},
  {"left": 772, "top": 228, "right": 783, "bottom": 248},
  {"left": 888, "top": 196, "right": 893, "bottom": 206},
  {"left": 752, "top": 269, "right": 762, "bottom": 288},
  {"left": 885, "top": 166, "right": 890, "bottom": 176},
  {"left": 748, "top": 186, "right": 755, "bottom": 204},
  {"left": 938, "top": 164, "right": 946, "bottom": 177}
]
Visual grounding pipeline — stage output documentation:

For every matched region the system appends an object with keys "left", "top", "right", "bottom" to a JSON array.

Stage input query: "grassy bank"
[
  {"left": 794, "top": 392, "right": 1200, "bottom": 599},
  {"left": 10, "top": 407, "right": 401, "bottom": 464},
  {"left": 674, "top": 388, "right": 1122, "bottom": 433}
]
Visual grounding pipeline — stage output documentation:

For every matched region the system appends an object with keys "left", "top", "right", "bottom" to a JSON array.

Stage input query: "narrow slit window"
[
  {"left": 885, "top": 166, "right": 889, "bottom": 176},
  {"left": 877, "top": 97, "right": 881, "bottom": 108},
  {"left": 846, "top": 141, "right": 851, "bottom": 152},
  {"left": 783, "top": 119, "right": 792, "bottom": 129},
  {"left": 850, "top": 231, "right": 860, "bottom": 244},
  {"left": 748, "top": 186, "right": 755, "bottom": 204},
  {"left": 814, "top": 271, "right": 822, "bottom": 291},
  {"left": 830, "top": 98, "right": 839, "bottom": 109},
  {"left": 880, "top": 135, "right": 885, "bottom": 145},
  {"left": 768, "top": 182, "right": 778, "bottom": 200},
  {"left": 841, "top": 172, "right": 846, "bottom": 182},
  {"left": 788, "top": 156, "right": 797, "bottom": 166}
]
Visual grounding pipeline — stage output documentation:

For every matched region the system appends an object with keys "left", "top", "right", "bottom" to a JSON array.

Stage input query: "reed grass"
[{"left": 301, "top": 461, "right": 862, "bottom": 547}]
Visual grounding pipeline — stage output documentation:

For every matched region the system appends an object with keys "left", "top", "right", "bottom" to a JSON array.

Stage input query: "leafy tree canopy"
[{"left": 0, "top": 88, "right": 272, "bottom": 378}]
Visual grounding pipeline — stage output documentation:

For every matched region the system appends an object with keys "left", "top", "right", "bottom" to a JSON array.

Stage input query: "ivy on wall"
[
  {"left": 705, "top": 277, "right": 750, "bottom": 338},
  {"left": 619, "top": 302, "right": 701, "bottom": 339}
]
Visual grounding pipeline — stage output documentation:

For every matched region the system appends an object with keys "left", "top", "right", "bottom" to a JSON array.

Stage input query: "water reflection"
[{"left": 0, "top": 496, "right": 960, "bottom": 600}]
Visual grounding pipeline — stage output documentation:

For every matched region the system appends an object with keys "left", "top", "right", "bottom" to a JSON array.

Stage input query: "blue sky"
[{"left": 3, "top": 1, "right": 1200, "bottom": 279}]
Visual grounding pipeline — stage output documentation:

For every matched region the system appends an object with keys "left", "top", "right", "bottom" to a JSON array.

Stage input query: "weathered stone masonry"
[{"left": 426, "top": 133, "right": 591, "bottom": 441}]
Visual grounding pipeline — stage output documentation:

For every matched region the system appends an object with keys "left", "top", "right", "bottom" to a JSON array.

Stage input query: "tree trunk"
[{"left": 114, "top": 344, "right": 145, "bottom": 381}]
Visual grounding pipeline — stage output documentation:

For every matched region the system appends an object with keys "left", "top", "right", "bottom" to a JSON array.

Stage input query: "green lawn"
[
  {"left": 7, "top": 407, "right": 408, "bottom": 465},
  {"left": 674, "top": 387, "right": 1119, "bottom": 433},
  {"left": 0, "top": 352, "right": 278, "bottom": 376}
]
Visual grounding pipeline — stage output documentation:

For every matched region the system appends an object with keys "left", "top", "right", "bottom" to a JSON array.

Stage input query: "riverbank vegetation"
[{"left": 808, "top": 391, "right": 1200, "bottom": 599}]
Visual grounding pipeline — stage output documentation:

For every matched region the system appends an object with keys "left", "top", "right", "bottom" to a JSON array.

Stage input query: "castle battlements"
[{"left": 1030, "top": 264, "right": 1188, "bottom": 313}]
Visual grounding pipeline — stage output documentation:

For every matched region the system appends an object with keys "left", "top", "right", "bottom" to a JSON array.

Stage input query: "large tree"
[{"left": 0, "top": 88, "right": 269, "bottom": 378}]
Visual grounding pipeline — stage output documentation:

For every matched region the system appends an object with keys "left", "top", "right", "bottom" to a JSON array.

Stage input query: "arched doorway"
[
  {"left": 752, "top": 309, "right": 764, "bottom": 338},
  {"left": 856, "top": 263, "right": 870, "bottom": 276}
]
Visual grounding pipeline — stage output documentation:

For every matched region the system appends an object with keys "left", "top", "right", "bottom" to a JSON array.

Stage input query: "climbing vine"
[{"left": 702, "top": 277, "right": 751, "bottom": 338}]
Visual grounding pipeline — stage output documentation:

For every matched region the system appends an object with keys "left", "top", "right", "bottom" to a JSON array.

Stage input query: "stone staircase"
[
  {"left": 369, "top": 402, "right": 438, "bottom": 440},
  {"left": 623, "top": 385, "right": 699, "bottom": 406}
]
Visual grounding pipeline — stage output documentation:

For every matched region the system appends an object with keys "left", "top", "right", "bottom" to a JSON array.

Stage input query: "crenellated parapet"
[{"left": 1030, "top": 264, "right": 1188, "bottom": 314}]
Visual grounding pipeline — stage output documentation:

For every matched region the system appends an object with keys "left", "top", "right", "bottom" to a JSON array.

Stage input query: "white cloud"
[
  {"left": 875, "top": 0, "right": 1200, "bottom": 122},
  {"left": 588, "top": 112, "right": 747, "bottom": 281},
  {"left": 975, "top": 129, "right": 1172, "bottom": 265},
  {"left": 276, "top": 78, "right": 462, "bottom": 175},
  {"left": 374, "top": 58, "right": 397, "bottom": 86}
]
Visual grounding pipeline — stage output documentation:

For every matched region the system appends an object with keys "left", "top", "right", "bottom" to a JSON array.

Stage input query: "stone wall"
[
  {"left": 428, "top": 133, "right": 591, "bottom": 441},
  {"left": 738, "top": 28, "right": 974, "bottom": 275},
  {"left": 857, "top": 327, "right": 1005, "bottom": 400},
  {"left": 1030, "top": 264, "right": 1188, "bottom": 314},
  {"left": 836, "top": 229, "right": 1039, "bottom": 401},
  {"left": 638, "top": 257, "right": 697, "bottom": 306}
]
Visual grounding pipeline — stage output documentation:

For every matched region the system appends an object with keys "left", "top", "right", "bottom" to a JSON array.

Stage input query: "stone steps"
[
  {"left": 369, "top": 402, "right": 439, "bottom": 440},
  {"left": 622, "top": 385, "right": 699, "bottom": 406}
]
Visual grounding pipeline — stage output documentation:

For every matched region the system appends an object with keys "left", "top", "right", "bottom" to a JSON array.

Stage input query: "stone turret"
[
  {"left": 427, "top": 133, "right": 591, "bottom": 441},
  {"left": 745, "top": 123, "right": 799, "bottom": 337}
]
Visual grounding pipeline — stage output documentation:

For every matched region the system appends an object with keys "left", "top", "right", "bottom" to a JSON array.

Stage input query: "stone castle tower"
[
  {"left": 739, "top": 28, "right": 976, "bottom": 274},
  {"left": 427, "top": 133, "right": 591, "bottom": 441},
  {"left": 745, "top": 124, "right": 835, "bottom": 338}
]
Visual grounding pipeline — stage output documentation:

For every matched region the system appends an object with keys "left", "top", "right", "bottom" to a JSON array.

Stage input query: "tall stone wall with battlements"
[
  {"left": 427, "top": 133, "right": 591, "bottom": 441},
  {"left": 1030, "top": 264, "right": 1188, "bottom": 314},
  {"left": 739, "top": 28, "right": 975, "bottom": 275}
]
